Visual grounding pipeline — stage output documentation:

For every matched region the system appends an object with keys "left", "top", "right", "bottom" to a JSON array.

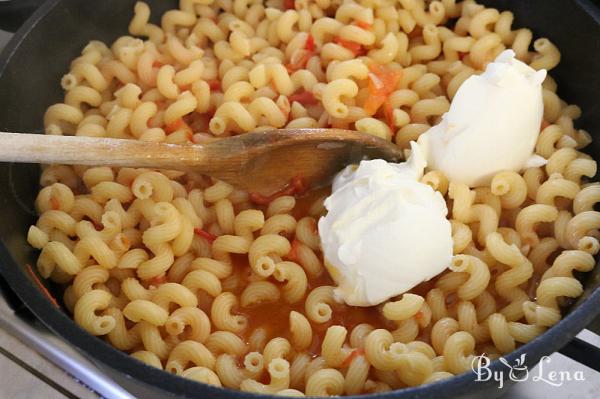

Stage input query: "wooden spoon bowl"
[{"left": 0, "top": 129, "right": 404, "bottom": 193}]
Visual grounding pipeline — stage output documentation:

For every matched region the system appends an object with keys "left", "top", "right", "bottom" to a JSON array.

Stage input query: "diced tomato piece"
[
  {"left": 364, "top": 94, "right": 386, "bottom": 116},
  {"left": 341, "top": 349, "right": 365, "bottom": 368},
  {"left": 249, "top": 192, "right": 274, "bottom": 205},
  {"left": 364, "top": 66, "right": 403, "bottom": 115},
  {"left": 383, "top": 100, "right": 395, "bottom": 131},
  {"left": 50, "top": 196, "right": 60, "bottom": 210},
  {"left": 355, "top": 21, "right": 372, "bottom": 30},
  {"left": 184, "top": 113, "right": 207, "bottom": 133},
  {"left": 408, "top": 25, "right": 423, "bottom": 39},
  {"left": 148, "top": 274, "right": 167, "bottom": 287},
  {"left": 152, "top": 60, "right": 163, "bottom": 68},
  {"left": 305, "top": 34, "right": 315, "bottom": 52},
  {"left": 288, "top": 90, "right": 318, "bottom": 106},
  {"left": 285, "top": 52, "right": 313, "bottom": 73},
  {"left": 165, "top": 118, "right": 193, "bottom": 135},
  {"left": 207, "top": 79, "right": 221, "bottom": 91},
  {"left": 194, "top": 228, "right": 218, "bottom": 243},
  {"left": 25, "top": 264, "right": 60, "bottom": 308},
  {"left": 285, "top": 37, "right": 315, "bottom": 72},
  {"left": 458, "top": 51, "right": 467, "bottom": 61},
  {"left": 249, "top": 175, "right": 309, "bottom": 205},
  {"left": 146, "top": 116, "right": 156, "bottom": 128},
  {"left": 291, "top": 175, "right": 309, "bottom": 195},
  {"left": 368, "top": 63, "right": 385, "bottom": 75},
  {"left": 284, "top": 0, "right": 295, "bottom": 10},
  {"left": 379, "top": 69, "right": 403, "bottom": 91},
  {"left": 287, "top": 239, "right": 302, "bottom": 262},
  {"left": 120, "top": 235, "right": 131, "bottom": 248},
  {"left": 307, "top": 217, "right": 318, "bottom": 234},
  {"left": 541, "top": 119, "right": 550, "bottom": 131},
  {"left": 333, "top": 36, "right": 365, "bottom": 56},
  {"left": 249, "top": 185, "right": 295, "bottom": 205}
]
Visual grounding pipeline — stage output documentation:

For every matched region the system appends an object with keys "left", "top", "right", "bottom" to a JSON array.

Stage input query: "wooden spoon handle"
[{"left": 0, "top": 133, "right": 205, "bottom": 171}]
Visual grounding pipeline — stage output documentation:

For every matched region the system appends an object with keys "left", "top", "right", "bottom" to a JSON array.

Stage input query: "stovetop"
[{"left": 0, "top": 274, "right": 134, "bottom": 398}]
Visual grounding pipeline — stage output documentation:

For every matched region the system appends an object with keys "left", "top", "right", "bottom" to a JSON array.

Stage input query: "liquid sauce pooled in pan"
[{"left": 215, "top": 189, "right": 394, "bottom": 355}]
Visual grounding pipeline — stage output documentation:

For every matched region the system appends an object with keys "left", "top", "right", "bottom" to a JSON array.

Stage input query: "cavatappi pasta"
[{"left": 29, "top": 0, "right": 598, "bottom": 395}]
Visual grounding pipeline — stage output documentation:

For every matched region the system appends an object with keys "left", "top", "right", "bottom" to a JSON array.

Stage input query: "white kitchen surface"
[
  {"left": 504, "top": 329, "right": 600, "bottom": 399},
  {"left": 0, "top": 24, "right": 599, "bottom": 399},
  {"left": 0, "top": 327, "right": 98, "bottom": 399}
]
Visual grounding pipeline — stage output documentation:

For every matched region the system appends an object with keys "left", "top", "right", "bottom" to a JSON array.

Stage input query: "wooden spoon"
[{"left": 0, "top": 129, "right": 404, "bottom": 193}]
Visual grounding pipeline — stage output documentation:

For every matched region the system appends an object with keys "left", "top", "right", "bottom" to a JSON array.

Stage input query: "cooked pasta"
[{"left": 28, "top": 0, "right": 599, "bottom": 395}]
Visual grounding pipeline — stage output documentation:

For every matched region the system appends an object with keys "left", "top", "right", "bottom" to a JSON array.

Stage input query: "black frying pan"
[{"left": 0, "top": 0, "right": 600, "bottom": 398}]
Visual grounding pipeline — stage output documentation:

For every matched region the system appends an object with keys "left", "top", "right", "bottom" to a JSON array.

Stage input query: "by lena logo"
[{"left": 471, "top": 353, "right": 585, "bottom": 388}]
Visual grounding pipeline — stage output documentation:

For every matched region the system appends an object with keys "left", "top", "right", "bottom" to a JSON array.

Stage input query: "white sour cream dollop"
[
  {"left": 418, "top": 50, "right": 547, "bottom": 187},
  {"left": 318, "top": 143, "right": 453, "bottom": 306}
]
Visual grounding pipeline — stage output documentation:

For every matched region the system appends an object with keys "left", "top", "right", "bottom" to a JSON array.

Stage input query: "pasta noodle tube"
[
  {"left": 364, "top": 329, "right": 407, "bottom": 371},
  {"left": 181, "top": 269, "right": 222, "bottom": 297},
  {"left": 322, "top": 326, "right": 350, "bottom": 368},
  {"left": 392, "top": 346, "right": 434, "bottom": 386},
  {"left": 151, "top": 282, "right": 198, "bottom": 309},
  {"left": 565, "top": 211, "right": 600, "bottom": 249},
  {"left": 322, "top": 79, "right": 359, "bottom": 119},
  {"left": 573, "top": 184, "right": 600, "bottom": 214},
  {"left": 240, "top": 358, "right": 290, "bottom": 393},
  {"left": 487, "top": 313, "right": 515, "bottom": 354},
  {"left": 105, "top": 308, "right": 141, "bottom": 351},
  {"left": 535, "top": 175, "right": 580, "bottom": 206},
  {"left": 305, "top": 368, "right": 344, "bottom": 396},
  {"left": 166, "top": 341, "right": 216, "bottom": 374},
  {"left": 209, "top": 101, "right": 256, "bottom": 135},
  {"left": 37, "top": 241, "right": 82, "bottom": 278},
  {"left": 249, "top": 234, "right": 291, "bottom": 277},
  {"left": 205, "top": 331, "right": 248, "bottom": 357},
  {"left": 448, "top": 255, "right": 491, "bottom": 300},
  {"left": 491, "top": 171, "right": 528, "bottom": 209},
  {"left": 442, "top": 331, "right": 475, "bottom": 374},
  {"left": 211, "top": 292, "right": 248, "bottom": 333},
  {"left": 181, "top": 367, "right": 222, "bottom": 386},
  {"left": 289, "top": 311, "right": 312, "bottom": 351},
  {"left": 536, "top": 276, "right": 583, "bottom": 309},
  {"left": 305, "top": 286, "right": 336, "bottom": 323},
  {"left": 74, "top": 289, "right": 115, "bottom": 335},
  {"left": 165, "top": 307, "right": 211, "bottom": 343},
  {"left": 273, "top": 261, "right": 308, "bottom": 304},
  {"left": 131, "top": 351, "right": 163, "bottom": 369},
  {"left": 522, "top": 301, "right": 561, "bottom": 327},
  {"left": 541, "top": 250, "right": 595, "bottom": 281},
  {"left": 215, "top": 352, "right": 261, "bottom": 389},
  {"left": 164, "top": 91, "right": 197, "bottom": 125},
  {"left": 383, "top": 294, "right": 424, "bottom": 321},
  {"left": 240, "top": 281, "right": 281, "bottom": 307},
  {"left": 515, "top": 204, "right": 559, "bottom": 247},
  {"left": 123, "top": 299, "right": 169, "bottom": 326}
]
